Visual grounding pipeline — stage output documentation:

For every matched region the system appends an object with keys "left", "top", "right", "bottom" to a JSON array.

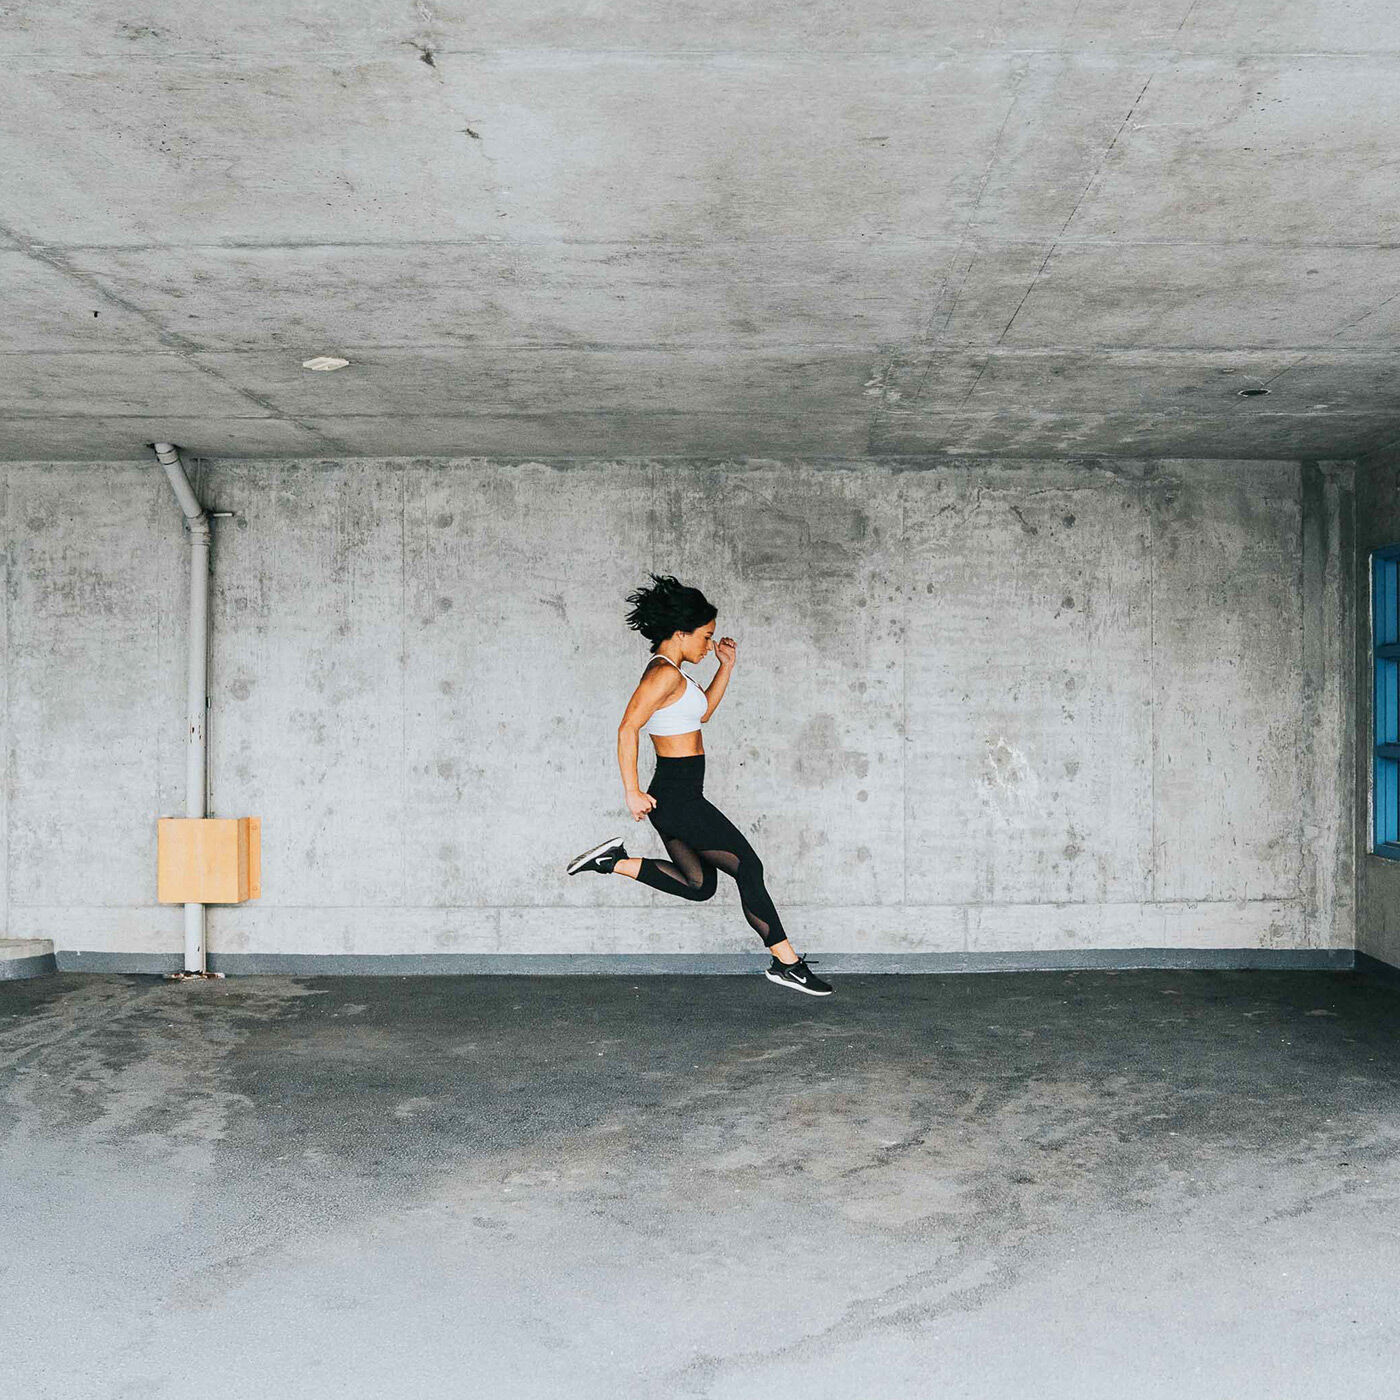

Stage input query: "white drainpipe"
[{"left": 152, "top": 443, "right": 214, "bottom": 975}]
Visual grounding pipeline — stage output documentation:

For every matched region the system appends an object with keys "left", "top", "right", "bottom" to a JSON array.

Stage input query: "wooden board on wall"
[{"left": 157, "top": 817, "right": 260, "bottom": 903}]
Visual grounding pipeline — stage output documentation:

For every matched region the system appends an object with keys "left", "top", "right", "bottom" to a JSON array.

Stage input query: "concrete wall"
[
  {"left": 1356, "top": 448, "right": 1400, "bottom": 968},
  {"left": 0, "top": 454, "right": 1355, "bottom": 968}
]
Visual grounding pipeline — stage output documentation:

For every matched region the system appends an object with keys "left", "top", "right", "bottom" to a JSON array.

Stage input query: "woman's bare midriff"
[{"left": 651, "top": 731, "right": 703, "bottom": 758}]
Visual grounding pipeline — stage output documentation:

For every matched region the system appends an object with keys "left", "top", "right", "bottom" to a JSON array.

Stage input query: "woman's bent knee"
[{"left": 681, "top": 869, "right": 717, "bottom": 901}]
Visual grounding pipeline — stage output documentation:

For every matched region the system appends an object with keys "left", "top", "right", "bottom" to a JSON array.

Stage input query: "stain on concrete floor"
[{"left": 3, "top": 970, "right": 1399, "bottom": 1399}]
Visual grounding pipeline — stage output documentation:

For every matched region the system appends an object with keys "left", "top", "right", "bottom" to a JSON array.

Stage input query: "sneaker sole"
[
  {"left": 764, "top": 969, "right": 833, "bottom": 996},
  {"left": 567, "top": 837, "right": 623, "bottom": 875}
]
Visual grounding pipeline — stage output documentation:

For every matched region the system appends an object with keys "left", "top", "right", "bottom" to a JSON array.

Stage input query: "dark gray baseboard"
[
  {"left": 0, "top": 952, "right": 58, "bottom": 980},
  {"left": 56, "top": 951, "right": 184, "bottom": 974},
  {"left": 53, "top": 947, "right": 1358, "bottom": 976}
]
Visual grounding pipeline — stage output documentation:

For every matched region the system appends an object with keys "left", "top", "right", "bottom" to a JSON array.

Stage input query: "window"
[{"left": 1374, "top": 547, "right": 1400, "bottom": 858}]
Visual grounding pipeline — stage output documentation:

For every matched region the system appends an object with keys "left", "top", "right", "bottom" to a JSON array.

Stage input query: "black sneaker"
[
  {"left": 764, "top": 956, "right": 833, "bottom": 996},
  {"left": 566, "top": 837, "right": 627, "bottom": 875}
]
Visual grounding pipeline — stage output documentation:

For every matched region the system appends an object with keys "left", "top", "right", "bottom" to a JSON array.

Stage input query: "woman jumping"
[{"left": 566, "top": 573, "right": 833, "bottom": 997}]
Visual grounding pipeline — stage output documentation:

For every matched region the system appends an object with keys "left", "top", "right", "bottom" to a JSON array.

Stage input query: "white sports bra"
[{"left": 644, "top": 653, "right": 707, "bottom": 736}]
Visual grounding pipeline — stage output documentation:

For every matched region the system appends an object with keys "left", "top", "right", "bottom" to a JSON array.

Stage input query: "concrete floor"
[{"left": 3, "top": 971, "right": 1398, "bottom": 1399}]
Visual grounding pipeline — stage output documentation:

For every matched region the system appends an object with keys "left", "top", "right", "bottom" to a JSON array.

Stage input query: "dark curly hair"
[{"left": 624, "top": 573, "right": 718, "bottom": 653}]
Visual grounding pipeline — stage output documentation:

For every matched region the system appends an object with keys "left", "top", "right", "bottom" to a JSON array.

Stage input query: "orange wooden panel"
[
  {"left": 244, "top": 817, "right": 261, "bottom": 900},
  {"left": 157, "top": 817, "right": 261, "bottom": 903}
]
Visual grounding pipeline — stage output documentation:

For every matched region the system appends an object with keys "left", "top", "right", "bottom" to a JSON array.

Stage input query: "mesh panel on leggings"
[
  {"left": 631, "top": 755, "right": 788, "bottom": 948},
  {"left": 697, "top": 847, "right": 773, "bottom": 944},
  {"left": 635, "top": 833, "right": 783, "bottom": 946},
  {"left": 643, "top": 835, "right": 717, "bottom": 901}
]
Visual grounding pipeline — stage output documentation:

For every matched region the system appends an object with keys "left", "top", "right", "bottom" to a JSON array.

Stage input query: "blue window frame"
[{"left": 1374, "top": 547, "right": 1400, "bottom": 858}]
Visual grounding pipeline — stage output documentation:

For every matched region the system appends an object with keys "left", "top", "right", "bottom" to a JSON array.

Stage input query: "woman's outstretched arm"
[
  {"left": 617, "top": 663, "right": 676, "bottom": 797},
  {"left": 700, "top": 636, "right": 737, "bottom": 721},
  {"left": 617, "top": 723, "right": 643, "bottom": 798}
]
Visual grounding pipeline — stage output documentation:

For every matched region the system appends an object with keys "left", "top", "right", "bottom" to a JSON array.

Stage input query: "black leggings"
[{"left": 632, "top": 754, "right": 788, "bottom": 948}]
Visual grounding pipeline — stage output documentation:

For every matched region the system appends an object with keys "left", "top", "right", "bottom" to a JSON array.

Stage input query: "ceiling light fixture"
[{"left": 302, "top": 355, "right": 350, "bottom": 371}]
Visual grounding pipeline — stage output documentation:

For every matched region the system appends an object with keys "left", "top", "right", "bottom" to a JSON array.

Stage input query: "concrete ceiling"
[{"left": 2, "top": 1, "right": 1398, "bottom": 462}]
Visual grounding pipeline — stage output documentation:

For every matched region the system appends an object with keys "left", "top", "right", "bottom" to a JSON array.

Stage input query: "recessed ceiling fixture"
[
  {"left": 1237, "top": 387, "right": 1271, "bottom": 397},
  {"left": 302, "top": 355, "right": 350, "bottom": 372}
]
